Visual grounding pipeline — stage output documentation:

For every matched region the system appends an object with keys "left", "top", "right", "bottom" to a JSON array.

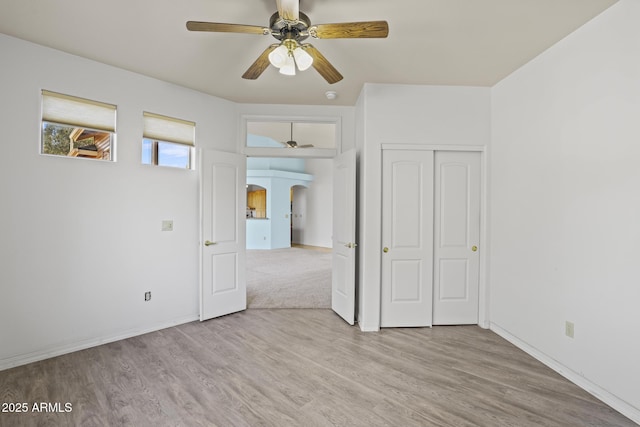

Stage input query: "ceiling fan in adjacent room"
[
  {"left": 186, "top": 0, "right": 389, "bottom": 84},
  {"left": 281, "top": 123, "right": 313, "bottom": 148}
]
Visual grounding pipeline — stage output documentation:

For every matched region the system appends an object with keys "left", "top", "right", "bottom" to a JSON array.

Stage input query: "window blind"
[
  {"left": 143, "top": 112, "right": 195, "bottom": 146},
  {"left": 41, "top": 90, "right": 116, "bottom": 132}
]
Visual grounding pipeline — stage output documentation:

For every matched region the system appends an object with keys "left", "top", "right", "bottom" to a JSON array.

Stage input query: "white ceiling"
[{"left": 0, "top": 0, "right": 616, "bottom": 106}]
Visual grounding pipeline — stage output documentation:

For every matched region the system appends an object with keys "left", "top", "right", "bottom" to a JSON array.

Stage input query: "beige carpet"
[{"left": 246, "top": 247, "right": 331, "bottom": 309}]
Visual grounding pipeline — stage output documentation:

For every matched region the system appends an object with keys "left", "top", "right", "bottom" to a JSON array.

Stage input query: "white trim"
[
  {"left": 243, "top": 147, "right": 337, "bottom": 158},
  {"left": 0, "top": 315, "right": 198, "bottom": 372},
  {"left": 479, "top": 146, "right": 490, "bottom": 329},
  {"left": 358, "top": 322, "right": 380, "bottom": 332},
  {"left": 380, "top": 144, "right": 485, "bottom": 152},
  {"left": 491, "top": 323, "right": 640, "bottom": 425}
]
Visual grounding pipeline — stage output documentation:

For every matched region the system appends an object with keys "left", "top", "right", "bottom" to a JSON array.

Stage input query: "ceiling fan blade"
[
  {"left": 301, "top": 45, "right": 343, "bottom": 84},
  {"left": 284, "top": 142, "right": 313, "bottom": 148},
  {"left": 311, "top": 21, "right": 389, "bottom": 39},
  {"left": 186, "top": 21, "right": 268, "bottom": 35},
  {"left": 276, "top": 0, "right": 299, "bottom": 21},
  {"left": 242, "top": 45, "right": 279, "bottom": 80}
]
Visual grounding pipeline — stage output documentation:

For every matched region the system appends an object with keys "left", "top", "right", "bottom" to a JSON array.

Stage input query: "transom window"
[
  {"left": 142, "top": 112, "right": 195, "bottom": 169},
  {"left": 41, "top": 90, "right": 116, "bottom": 161}
]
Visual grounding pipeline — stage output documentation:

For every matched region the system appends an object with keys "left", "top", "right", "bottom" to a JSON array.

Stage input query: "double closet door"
[{"left": 381, "top": 149, "right": 481, "bottom": 327}]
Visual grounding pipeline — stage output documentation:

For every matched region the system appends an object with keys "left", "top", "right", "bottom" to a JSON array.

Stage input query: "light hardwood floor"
[{"left": 0, "top": 309, "right": 635, "bottom": 426}]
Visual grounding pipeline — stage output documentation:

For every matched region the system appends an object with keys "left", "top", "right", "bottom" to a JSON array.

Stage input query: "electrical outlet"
[
  {"left": 145, "top": 291, "right": 151, "bottom": 302},
  {"left": 565, "top": 321, "right": 574, "bottom": 338},
  {"left": 161, "top": 220, "right": 173, "bottom": 232}
]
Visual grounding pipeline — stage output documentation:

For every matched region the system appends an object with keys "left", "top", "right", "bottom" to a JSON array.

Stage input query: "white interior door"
[
  {"left": 200, "top": 149, "right": 246, "bottom": 321},
  {"left": 433, "top": 151, "right": 481, "bottom": 325},
  {"left": 381, "top": 150, "right": 434, "bottom": 327},
  {"left": 332, "top": 149, "right": 356, "bottom": 325}
]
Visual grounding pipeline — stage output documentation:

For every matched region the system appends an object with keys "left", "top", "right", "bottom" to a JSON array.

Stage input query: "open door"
[
  {"left": 200, "top": 149, "right": 246, "bottom": 321},
  {"left": 332, "top": 149, "right": 357, "bottom": 325}
]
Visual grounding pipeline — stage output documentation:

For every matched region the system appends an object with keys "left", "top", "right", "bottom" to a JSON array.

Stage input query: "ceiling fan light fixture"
[
  {"left": 268, "top": 44, "right": 289, "bottom": 68},
  {"left": 293, "top": 47, "right": 313, "bottom": 71},
  {"left": 279, "top": 55, "right": 296, "bottom": 75}
]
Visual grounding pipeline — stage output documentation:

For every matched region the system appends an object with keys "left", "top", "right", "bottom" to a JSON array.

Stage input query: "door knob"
[
  {"left": 345, "top": 242, "right": 358, "bottom": 249},
  {"left": 204, "top": 240, "right": 216, "bottom": 246},
  {"left": 383, "top": 247, "right": 389, "bottom": 253},
  {"left": 471, "top": 245, "right": 478, "bottom": 252}
]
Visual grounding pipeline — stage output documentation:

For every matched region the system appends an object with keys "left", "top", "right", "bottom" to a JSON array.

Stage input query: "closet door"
[
  {"left": 433, "top": 151, "right": 481, "bottom": 325},
  {"left": 380, "top": 150, "right": 434, "bottom": 327}
]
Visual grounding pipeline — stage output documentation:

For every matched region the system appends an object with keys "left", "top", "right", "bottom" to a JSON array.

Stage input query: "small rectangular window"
[
  {"left": 41, "top": 90, "right": 116, "bottom": 160},
  {"left": 142, "top": 112, "right": 195, "bottom": 169}
]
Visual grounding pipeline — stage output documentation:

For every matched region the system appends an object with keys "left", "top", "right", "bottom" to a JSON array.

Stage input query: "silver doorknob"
[{"left": 204, "top": 240, "right": 216, "bottom": 246}]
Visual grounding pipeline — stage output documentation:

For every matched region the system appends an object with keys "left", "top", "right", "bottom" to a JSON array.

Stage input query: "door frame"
[
  {"left": 379, "top": 144, "right": 488, "bottom": 329},
  {"left": 201, "top": 144, "right": 355, "bottom": 321}
]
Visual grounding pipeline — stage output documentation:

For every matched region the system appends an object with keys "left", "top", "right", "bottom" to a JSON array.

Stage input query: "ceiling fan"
[
  {"left": 186, "top": 0, "right": 389, "bottom": 84},
  {"left": 281, "top": 123, "right": 313, "bottom": 148}
]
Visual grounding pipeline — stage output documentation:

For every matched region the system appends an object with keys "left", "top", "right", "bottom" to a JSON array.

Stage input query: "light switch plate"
[
  {"left": 565, "top": 321, "right": 575, "bottom": 338},
  {"left": 162, "top": 220, "right": 173, "bottom": 231}
]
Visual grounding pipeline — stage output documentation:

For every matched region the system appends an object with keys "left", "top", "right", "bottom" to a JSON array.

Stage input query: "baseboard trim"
[
  {"left": 358, "top": 322, "right": 380, "bottom": 332},
  {"left": 0, "top": 314, "right": 199, "bottom": 372},
  {"left": 490, "top": 322, "right": 640, "bottom": 425},
  {"left": 291, "top": 243, "right": 332, "bottom": 253}
]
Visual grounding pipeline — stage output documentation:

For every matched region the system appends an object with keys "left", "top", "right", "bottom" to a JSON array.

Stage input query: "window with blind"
[
  {"left": 142, "top": 112, "right": 195, "bottom": 169},
  {"left": 41, "top": 90, "right": 116, "bottom": 161}
]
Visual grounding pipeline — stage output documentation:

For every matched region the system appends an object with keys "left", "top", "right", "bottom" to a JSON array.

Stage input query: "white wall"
[
  {"left": 0, "top": 34, "right": 238, "bottom": 369},
  {"left": 357, "top": 84, "right": 491, "bottom": 331},
  {"left": 298, "top": 159, "right": 333, "bottom": 248},
  {"left": 491, "top": 0, "right": 640, "bottom": 420}
]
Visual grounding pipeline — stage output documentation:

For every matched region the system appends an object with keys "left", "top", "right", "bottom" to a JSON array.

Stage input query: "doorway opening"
[{"left": 246, "top": 157, "right": 333, "bottom": 309}]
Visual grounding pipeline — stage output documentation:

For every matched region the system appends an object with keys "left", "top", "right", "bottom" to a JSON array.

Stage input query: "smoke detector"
[{"left": 325, "top": 91, "right": 337, "bottom": 100}]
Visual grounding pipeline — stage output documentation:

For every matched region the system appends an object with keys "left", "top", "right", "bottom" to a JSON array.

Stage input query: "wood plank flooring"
[{"left": 0, "top": 309, "right": 635, "bottom": 426}]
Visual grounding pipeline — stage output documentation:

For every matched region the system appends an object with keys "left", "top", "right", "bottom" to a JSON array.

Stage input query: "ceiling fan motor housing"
[{"left": 269, "top": 12, "right": 311, "bottom": 42}]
